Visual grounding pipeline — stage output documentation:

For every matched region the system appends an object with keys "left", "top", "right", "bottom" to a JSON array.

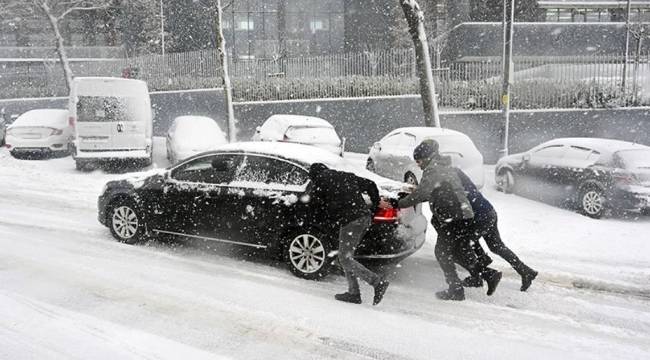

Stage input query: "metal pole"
[
  {"left": 622, "top": 0, "right": 631, "bottom": 94},
  {"left": 500, "top": 0, "right": 515, "bottom": 158},
  {"left": 160, "top": 0, "right": 165, "bottom": 57}
]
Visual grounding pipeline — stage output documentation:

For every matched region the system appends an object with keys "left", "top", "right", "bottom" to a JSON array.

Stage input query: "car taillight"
[
  {"left": 373, "top": 207, "right": 400, "bottom": 224},
  {"left": 613, "top": 171, "right": 638, "bottom": 185}
]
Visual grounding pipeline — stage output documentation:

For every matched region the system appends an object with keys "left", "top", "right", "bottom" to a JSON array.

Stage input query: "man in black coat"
[
  {"left": 455, "top": 169, "right": 538, "bottom": 291},
  {"left": 308, "top": 163, "right": 390, "bottom": 305},
  {"left": 380, "top": 140, "right": 502, "bottom": 301}
]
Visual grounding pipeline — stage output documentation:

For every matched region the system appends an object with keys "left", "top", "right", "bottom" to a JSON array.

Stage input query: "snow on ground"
[{"left": 1, "top": 139, "right": 649, "bottom": 359}]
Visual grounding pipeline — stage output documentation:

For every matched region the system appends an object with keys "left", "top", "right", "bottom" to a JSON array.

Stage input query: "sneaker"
[
  {"left": 435, "top": 286, "right": 465, "bottom": 301},
  {"left": 461, "top": 275, "right": 483, "bottom": 288},
  {"left": 373, "top": 280, "right": 390, "bottom": 305},
  {"left": 520, "top": 269, "right": 538, "bottom": 292},
  {"left": 484, "top": 270, "right": 502, "bottom": 296},
  {"left": 334, "top": 292, "right": 362, "bottom": 304}
]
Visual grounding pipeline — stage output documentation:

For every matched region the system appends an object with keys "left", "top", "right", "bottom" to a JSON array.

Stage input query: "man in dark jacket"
[
  {"left": 309, "top": 163, "right": 390, "bottom": 305},
  {"left": 455, "top": 169, "right": 538, "bottom": 292},
  {"left": 382, "top": 140, "right": 502, "bottom": 301}
]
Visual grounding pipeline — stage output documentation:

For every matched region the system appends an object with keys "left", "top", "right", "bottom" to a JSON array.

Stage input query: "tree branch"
[{"left": 57, "top": 2, "right": 111, "bottom": 20}]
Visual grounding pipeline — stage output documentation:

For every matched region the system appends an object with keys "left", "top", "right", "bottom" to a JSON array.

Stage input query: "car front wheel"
[
  {"left": 496, "top": 169, "right": 515, "bottom": 193},
  {"left": 108, "top": 199, "right": 148, "bottom": 244},
  {"left": 404, "top": 172, "right": 418, "bottom": 186},
  {"left": 285, "top": 230, "right": 333, "bottom": 280},
  {"left": 580, "top": 186, "right": 605, "bottom": 219}
]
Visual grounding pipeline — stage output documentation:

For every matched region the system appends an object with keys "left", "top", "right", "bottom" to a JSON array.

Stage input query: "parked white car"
[
  {"left": 166, "top": 116, "right": 227, "bottom": 164},
  {"left": 252, "top": 114, "right": 344, "bottom": 156},
  {"left": 366, "top": 127, "right": 485, "bottom": 188},
  {"left": 4, "top": 109, "right": 72, "bottom": 158}
]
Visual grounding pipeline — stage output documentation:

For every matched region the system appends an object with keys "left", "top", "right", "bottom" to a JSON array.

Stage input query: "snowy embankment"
[{"left": 1, "top": 139, "right": 649, "bottom": 359}]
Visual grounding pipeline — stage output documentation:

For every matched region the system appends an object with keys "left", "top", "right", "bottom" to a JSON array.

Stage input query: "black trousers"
[
  {"left": 471, "top": 209, "right": 531, "bottom": 276},
  {"left": 434, "top": 220, "right": 485, "bottom": 287}
]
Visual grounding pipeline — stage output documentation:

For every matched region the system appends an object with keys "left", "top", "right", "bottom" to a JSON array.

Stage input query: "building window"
[
  {"left": 546, "top": 9, "right": 559, "bottom": 22},
  {"left": 237, "top": 19, "right": 254, "bottom": 31},
  {"left": 585, "top": 9, "right": 601, "bottom": 22},
  {"left": 309, "top": 20, "right": 324, "bottom": 33},
  {"left": 558, "top": 10, "right": 572, "bottom": 22}
]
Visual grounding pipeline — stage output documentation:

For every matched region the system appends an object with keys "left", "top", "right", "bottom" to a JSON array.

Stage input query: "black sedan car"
[
  {"left": 495, "top": 138, "right": 650, "bottom": 218},
  {"left": 98, "top": 142, "right": 427, "bottom": 279}
]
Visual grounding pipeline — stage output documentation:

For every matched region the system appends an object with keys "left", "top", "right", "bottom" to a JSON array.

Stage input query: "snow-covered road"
[{"left": 1, "top": 139, "right": 649, "bottom": 359}]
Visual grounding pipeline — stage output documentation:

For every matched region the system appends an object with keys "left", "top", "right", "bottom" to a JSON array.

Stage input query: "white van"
[{"left": 70, "top": 77, "right": 153, "bottom": 170}]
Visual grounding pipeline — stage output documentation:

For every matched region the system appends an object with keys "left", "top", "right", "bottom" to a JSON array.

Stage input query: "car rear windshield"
[
  {"left": 615, "top": 149, "right": 650, "bottom": 169},
  {"left": 77, "top": 96, "right": 141, "bottom": 122},
  {"left": 285, "top": 126, "right": 339, "bottom": 144}
]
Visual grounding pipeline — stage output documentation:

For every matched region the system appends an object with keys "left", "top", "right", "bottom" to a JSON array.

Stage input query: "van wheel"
[
  {"left": 285, "top": 230, "right": 333, "bottom": 280},
  {"left": 75, "top": 160, "right": 93, "bottom": 171},
  {"left": 108, "top": 198, "right": 148, "bottom": 244}
]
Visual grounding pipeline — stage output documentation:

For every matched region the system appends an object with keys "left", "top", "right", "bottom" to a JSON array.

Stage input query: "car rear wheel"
[
  {"left": 404, "top": 172, "right": 418, "bottom": 186},
  {"left": 285, "top": 230, "right": 333, "bottom": 280},
  {"left": 496, "top": 169, "right": 515, "bottom": 193},
  {"left": 366, "top": 158, "right": 375, "bottom": 172},
  {"left": 580, "top": 186, "right": 605, "bottom": 219},
  {"left": 108, "top": 199, "right": 147, "bottom": 244}
]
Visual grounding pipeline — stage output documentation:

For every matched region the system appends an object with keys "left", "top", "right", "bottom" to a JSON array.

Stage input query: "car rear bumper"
[
  {"left": 6, "top": 135, "right": 70, "bottom": 152},
  {"left": 608, "top": 187, "right": 650, "bottom": 211},
  {"left": 355, "top": 213, "right": 428, "bottom": 263},
  {"left": 74, "top": 149, "right": 150, "bottom": 160}
]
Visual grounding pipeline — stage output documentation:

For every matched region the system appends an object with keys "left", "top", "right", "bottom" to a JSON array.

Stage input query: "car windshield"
[
  {"left": 615, "top": 149, "right": 650, "bottom": 169},
  {"left": 77, "top": 96, "right": 141, "bottom": 122},
  {"left": 285, "top": 126, "right": 340, "bottom": 144}
]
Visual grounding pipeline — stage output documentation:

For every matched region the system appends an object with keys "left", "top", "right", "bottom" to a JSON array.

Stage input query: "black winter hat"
[
  {"left": 309, "top": 162, "right": 329, "bottom": 177},
  {"left": 413, "top": 139, "right": 439, "bottom": 161}
]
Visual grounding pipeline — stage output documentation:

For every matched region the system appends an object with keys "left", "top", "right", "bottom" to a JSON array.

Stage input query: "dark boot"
[
  {"left": 335, "top": 292, "right": 362, "bottom": 304},
  {"left": 461, "top": 275, "right": 483, "bottom": 288},
  {"left": 435, "top": 285, "right": 465, "bottom": 301},
  {"left": 482, "top": 269, "right": 502, "bottom": 296},
  {"left": 520, "top": 268, "right": 538, "bottom": 292},
  {"left": 373, "top": 280, "right": 390, "bottom": 306}
]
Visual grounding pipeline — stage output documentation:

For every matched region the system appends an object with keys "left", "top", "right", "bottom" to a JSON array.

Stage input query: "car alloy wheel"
[
  {"left": 497, "top": 170, "right": 515, "bottom": 193},
  {"left": 581, "top": 188, "right": 604, "bottom": 219},
  {"left": 112, "top": 206, "right": 139, "bottom": 239},
  {"left": 286, "top": 232, "right": 332, "bottom": 280},
  {"left": 404, "top": 172, "right": 418, "bottom": 186},
  {"left": 109, "top": 200, "right": 146, "bottom": 244}
]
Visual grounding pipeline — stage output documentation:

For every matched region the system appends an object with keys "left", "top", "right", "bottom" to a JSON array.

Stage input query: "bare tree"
[
  {"left": 29, "top": 0, "right": 113, "bottom": 93},
  {"left": 400, "top": 0, "right": 441, "bottom": 127}
]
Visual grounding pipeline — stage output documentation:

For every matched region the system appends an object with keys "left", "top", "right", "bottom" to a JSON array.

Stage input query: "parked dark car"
[
  {"left": 495, "top": 138, "right": 650, "bottom": 218},
  {"left": 98, "top": 142, "right": 427, "bottom": 279}
]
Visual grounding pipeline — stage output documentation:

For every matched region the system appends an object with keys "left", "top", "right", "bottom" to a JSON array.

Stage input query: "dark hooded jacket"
[
  {"left": 309, "top": 164, "right": 380, "bottom": 227},
  {"left": 397, "top": 155, "right": 474, "bottom": 227},
  {"left": 456, "top": 168, "right": 494, "bottom": 225}
]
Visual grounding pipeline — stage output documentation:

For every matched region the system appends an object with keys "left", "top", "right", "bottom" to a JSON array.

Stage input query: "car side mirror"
[
  {"left": 212, "top": 159, "right": 229, "bottom": 172},
  {"left": 255, "top": 126, "right": 261, "bottom": 133},
  {"left": 523, "top": 153, "right": 531, "bottom": 162}
]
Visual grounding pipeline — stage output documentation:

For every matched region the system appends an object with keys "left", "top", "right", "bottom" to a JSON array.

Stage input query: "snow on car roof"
[
  {"left": 390, "top": 127, "right": 467, "bottom": 140},
  {"left": 207, "top": 141, "right": 405, "bottom": 191},
  {"left": 11, "top": 109, "right": 69, "bottom": 128},
  {"left": 172, "top": 116, "right": 226, "bottom": 144},
  {"left": 264, "top": 114, "right": 334, "bottom": 129},
  {"left": 544, "top": 137, "right": 650, "bottom": 154}
]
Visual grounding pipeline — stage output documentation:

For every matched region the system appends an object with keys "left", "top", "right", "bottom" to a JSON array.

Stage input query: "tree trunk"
[
  {"left": 400, "top": 0, "right": 440, "bottom": 127},
  {"left": 41, "top": 2, "right": 73, "bottom": 94},
  {"left": 215, "top": 0, "right": 236, "bottom": 142}
]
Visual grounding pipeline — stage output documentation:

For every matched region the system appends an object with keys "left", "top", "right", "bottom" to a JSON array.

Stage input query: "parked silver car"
[{"left": 366, "top": 127, "right": 485, "bottom": 188}]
